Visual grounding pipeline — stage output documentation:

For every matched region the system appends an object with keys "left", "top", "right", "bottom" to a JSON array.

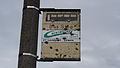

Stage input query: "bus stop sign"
[{"left": 40, "top": 9, "right": 81, "bottom": 61}]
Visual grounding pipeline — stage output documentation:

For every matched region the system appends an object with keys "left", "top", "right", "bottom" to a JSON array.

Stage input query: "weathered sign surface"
[{"left": 40, "top": 9, "right": 81, "bottom": 61}]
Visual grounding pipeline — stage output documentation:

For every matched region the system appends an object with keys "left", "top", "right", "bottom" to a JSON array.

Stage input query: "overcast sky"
[{"left": 0, "top": 0, "right": 120, "bottom": 68}]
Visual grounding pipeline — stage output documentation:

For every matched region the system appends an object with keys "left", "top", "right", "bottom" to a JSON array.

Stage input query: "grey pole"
[{"left": 18, "top": 0, "right": 40, "bottom": 68}]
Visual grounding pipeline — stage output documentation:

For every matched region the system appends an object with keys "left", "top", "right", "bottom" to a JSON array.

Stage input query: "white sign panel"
[{"left": 42, "top": 30, "right": 80, "bottom": 42}]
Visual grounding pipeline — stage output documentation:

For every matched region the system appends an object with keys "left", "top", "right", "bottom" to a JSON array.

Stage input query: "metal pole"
[{"left": 18, "top": 0, "right": 40, "bottom": 68}]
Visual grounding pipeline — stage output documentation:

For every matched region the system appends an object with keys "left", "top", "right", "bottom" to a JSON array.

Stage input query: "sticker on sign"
[{"left": 42, "top": 30, "right": 80, "bottom": 42}]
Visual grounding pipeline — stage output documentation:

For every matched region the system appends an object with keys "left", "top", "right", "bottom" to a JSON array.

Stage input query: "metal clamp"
[
  {"left": 24, "top": 6, "right": 56, "bottom": 14},
  {"left": 21, "top": 53, "right": 37, "bottom": 58},
  {"left": 26, "top": 6, "right": 39, "bottom": 11},
  {"left": 23, "top": 6, "right": 41, "bottom": 13}
]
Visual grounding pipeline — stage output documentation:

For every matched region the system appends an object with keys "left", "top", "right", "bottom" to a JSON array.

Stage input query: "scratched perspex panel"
[{"left": 41, "top": 9, "right": 81, "bottom": 61}]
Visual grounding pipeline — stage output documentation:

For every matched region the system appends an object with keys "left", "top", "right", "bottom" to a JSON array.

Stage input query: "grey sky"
[{"left": 0, "top": 0, "right": 120, "bottom": 68}]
